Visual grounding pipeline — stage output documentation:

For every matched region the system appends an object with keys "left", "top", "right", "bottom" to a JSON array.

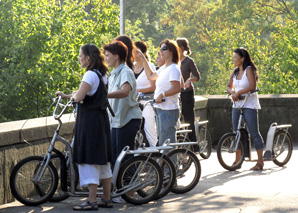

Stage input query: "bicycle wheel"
[
  {"left": 167, "top": 149, "right": 201, "bottom": 194},
  {"left": 272, "top": 130, "right": 293, "bottom": 166},
  {"left": 137, "top": 153, "right": 176, "bottom": 200},
  {"left": 198, "top": 126, "right": 212, "bottom": 159},
  {"left": 10, "top": 156, "right": 58, "bottom": 206},
  {"left": 177, "top": 134, "right": 194, "bottom": 152},
  {"left": 217, "top": 132, "right": 244, "bottom": 171},
  {"left": 37, "top": 154, "right": 79, "bottom": 202},
  {"left": 116, "top": 156, "right": 162, "bottom": 205}
]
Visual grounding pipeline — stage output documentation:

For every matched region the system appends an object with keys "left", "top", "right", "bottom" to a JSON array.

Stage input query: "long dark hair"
[
  {"left": 160, "top": 39, "right": 180, "bottom": 64},
  {"left": 176, "top": 37, "right": 191, "bottom": 55},
  {"left": 115, "top": 35, "right": 135, "bottom": 69},
  {"left": 80, "top": 44, "right": 108, "bottom": 76},
  {"left": 233, "top": 47, "right": 259, "bottom": 81}
]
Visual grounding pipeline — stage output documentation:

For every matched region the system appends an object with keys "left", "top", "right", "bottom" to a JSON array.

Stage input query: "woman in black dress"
[{"left": 56, "top": 44, "right": 113, "bottom": 210}]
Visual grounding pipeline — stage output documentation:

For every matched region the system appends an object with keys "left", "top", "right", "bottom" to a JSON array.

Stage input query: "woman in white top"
[
  {"left": 134, "top": 41, "right": 158, "bottom": 147},
  {"left": 137, "top": 39, "right": 182, "bottom": 146},
  {"left": 226, "top": 47, "right": 264, "bottom": 171},
  {"left": 56, "top": 44, "right": 113, "bottom": 209}
]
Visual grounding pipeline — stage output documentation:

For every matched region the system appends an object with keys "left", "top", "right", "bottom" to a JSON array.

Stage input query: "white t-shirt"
[
  {"left": 136, "top": 62, "right": 156, "bottom": 90},
  {"left": 82, "top": 70, "right": 108, "bottom": 96},
  {"left": 154, "top": 64, "right": 181, "bottom": 110}
]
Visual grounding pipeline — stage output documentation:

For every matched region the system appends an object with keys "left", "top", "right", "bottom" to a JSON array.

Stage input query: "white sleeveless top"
[{"left": 232, "top": 66, "right": 261, "bottom": 109}]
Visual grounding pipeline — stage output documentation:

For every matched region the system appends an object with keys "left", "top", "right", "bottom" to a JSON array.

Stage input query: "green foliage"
[
  {"left": 1, "top": 0, "right": 298, "bottom": 122},
  {"left": 0, "top": 0, "right": 119, "bottom": 122},
  {"left": 112, "top": 0, "right": 175, "bottom": 46},
  {"left": 164, "top": 0, "right": 298, "bottom": 95}
]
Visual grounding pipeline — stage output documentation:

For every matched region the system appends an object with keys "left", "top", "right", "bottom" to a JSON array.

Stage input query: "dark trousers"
[
  {"left": 181, "top": 90, "right": 196, "bottom": 141},
  {"left": 111, "top": 119, "right": 141, "bottom": 167}
]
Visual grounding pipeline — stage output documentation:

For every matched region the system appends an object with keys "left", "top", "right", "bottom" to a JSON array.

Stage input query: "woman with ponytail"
[{"left": 176, "top": 37, "right": 200, "bottom": 145}]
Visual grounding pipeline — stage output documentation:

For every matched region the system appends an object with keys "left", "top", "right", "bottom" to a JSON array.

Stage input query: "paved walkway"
[{"left": 1, "top": 146, "right": 298, "bottom": 213}]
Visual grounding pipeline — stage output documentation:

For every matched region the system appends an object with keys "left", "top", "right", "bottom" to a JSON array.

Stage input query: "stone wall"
[
  {"left": 0, "top": 94, "right": 297, "bottom": 205},
  {"left": 0, "top": 115, "right": 75, "bottom": 205}
]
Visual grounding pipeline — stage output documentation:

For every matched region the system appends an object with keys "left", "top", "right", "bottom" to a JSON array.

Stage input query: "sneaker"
[{"left": 112, "top": 196, "right": 125, "bottom": 204}]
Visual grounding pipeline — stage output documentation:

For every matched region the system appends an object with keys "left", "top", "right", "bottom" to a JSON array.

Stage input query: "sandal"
[
  {"left": 250, "top": 162, "right": 264, "bottom": 171},
  {"left": 73, "top": 201, "right": 98, "bottom": 211},
  {"left": 97, "top": 197, "right": 113, "bottom": 208},
  {"left": 232, "top": 161, "right": 241, "bottom": 169}
]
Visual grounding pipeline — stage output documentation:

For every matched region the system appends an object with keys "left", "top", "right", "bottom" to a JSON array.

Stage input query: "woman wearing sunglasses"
[{"left": 136, "top": 39, "right": 182, "bottom": 146}]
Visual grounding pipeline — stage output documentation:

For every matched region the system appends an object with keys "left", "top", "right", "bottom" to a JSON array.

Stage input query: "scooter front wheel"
[{"left": 217, "top": 132, "right": 244, "bottom": 171}]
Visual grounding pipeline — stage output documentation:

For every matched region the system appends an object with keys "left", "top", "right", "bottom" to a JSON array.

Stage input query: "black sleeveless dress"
[{"left": 73, "top": 70, "right": 112, "bottom": 165}]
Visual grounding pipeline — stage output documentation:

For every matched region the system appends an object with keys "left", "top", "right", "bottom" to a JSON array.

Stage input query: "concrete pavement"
[{"left": 1, "top": 146, "right": 298, "bottom": 213}]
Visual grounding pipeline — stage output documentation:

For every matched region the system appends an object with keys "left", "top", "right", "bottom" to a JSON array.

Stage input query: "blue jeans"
[
  {"left": 232, "top": 108, "right": 264, "bottom": 150},
  {"left": 155, "top": 108, "right": 179, "bottom": 146}
]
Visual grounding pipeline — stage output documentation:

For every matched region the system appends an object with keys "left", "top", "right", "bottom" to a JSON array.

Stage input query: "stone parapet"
[
  {"left": 0, "top": 114, "right": 75, "bottom": 205},
  {"left": 0, "top": 94, "right": 297, "bottom": 205}
]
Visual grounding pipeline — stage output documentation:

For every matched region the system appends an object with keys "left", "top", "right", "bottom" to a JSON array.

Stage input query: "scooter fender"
[{"left": 263, "top": 123, "right": 277, "bottom": 160}]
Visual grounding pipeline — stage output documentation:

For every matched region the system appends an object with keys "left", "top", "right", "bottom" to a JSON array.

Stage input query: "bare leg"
[
  {"left": 101, "top": 177, "right": 112, "bottom": 201},
  {"left": 88, "top": 184, "right": 98, "bottom": 203},
  {"left": 235, "top": 150, "right": 241, "bottom": 162}
]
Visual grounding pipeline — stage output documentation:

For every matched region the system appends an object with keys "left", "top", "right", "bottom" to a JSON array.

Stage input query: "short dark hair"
[
  {"left": 135, "top": 41, "right": 149, "bottom": 60},
  {"left": 103, "top": 41, "right": 128, "bottom": 63},
  {"left": 115, "top": 35, "right": 134, "bottom": 69},
  {"left": 160, "top": 39, "right": 180, "bottom": 64},
  {"left": 80, "top": 44, "right": 108, "bottom": 76}
]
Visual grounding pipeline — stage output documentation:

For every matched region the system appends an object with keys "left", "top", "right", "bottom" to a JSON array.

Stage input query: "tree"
[
  {"left": 163, "top": 0, "right": 298, "bottom": 95},
  {"left": 0, "top": 0, "right": 119, "bottom": 122}
]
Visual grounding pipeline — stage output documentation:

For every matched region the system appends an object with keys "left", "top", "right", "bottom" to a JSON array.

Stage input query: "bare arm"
[
  {"left": 136, "top": 49, "right": 159, "bottom": 81},
  {"left": 226, "top": 71, "right": 235, "bottom": 95},
  {"left": 55, "top": 81, "right": 90, "bottom": 102},
  {"left": 108, "top": 82, "right": 131, "bottom": 99},
  {"left": 137, "top": 79, "right": 156, "bottom": 93},
  {"left": 155, "top": 80, "right": 180, "bottom": 103},
  {"left": 72, "top": 81, "right": 91, "bottom": 102}
]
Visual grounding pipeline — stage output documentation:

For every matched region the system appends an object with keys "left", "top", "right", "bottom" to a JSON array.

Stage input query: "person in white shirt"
[
  {"left": 136, "top": 39, "right": 182, "bottom": 146},
  {"left": 226, "top": 47, "right": 264, "bottom": 171},
  {"left": 133, "top": 41, "right": 158, "bottom": 147},
  {"left": 56, "top": 44, "right": 113, "bottom": 210}
]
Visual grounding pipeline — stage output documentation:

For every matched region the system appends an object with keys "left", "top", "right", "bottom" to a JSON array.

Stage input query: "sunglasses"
[{"left": 160, "top": 46, "right": 168, "bottom": 51}]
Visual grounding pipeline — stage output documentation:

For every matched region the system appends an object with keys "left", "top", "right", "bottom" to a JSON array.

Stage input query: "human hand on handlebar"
[
  {"left": 231, "top": 91, "right": 240, "bottom": 101},
  {"left": 55, "top": 91, "right": 67, "bottom": 99},
  {"left": 155, "top": 93, "right": 163, "bottom": 103}
]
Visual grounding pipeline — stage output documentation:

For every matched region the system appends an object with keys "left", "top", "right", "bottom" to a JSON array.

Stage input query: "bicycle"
[
  {"left": 136, "top": 139, "right": 176, "bottom": 200},
  {"left": 165, "top": 140, "right": 201, "bottom": 194},
  {"left": 134, "top": 97, "right": 201, "bottom": 194},
  {"left": 10, "top": 96, "right": 163, "bottom": 206},
  {"left": 176, "top": 120, "right": 212, "bottom": 159},
  {"left": 217, "top": 90, "right": 293, "bottom": 171}
]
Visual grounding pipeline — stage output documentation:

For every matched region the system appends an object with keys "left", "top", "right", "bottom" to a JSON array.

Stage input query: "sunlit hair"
[
  {"left": 135, "top": 41, "right": 149, "bottom": 60},
  {"left": 103, "top": 41, "right": 128, "bottom": 63},
  {"left": 159, "top": 39, "right": 180, "bottom": 64},
  {"left": 80, "top": 44, "right": 108, "bottom": 76},
  {"left": 176, "top": 37, "right": 191, "bottom": 55},
  {"left": 234, "top": 47, "right": 259, "bottom": 82},
  {"left": 115, "top": 35, "right": 135, "bottom": 69}
]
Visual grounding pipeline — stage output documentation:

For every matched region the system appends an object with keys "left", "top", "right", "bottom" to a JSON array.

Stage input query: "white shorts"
[{"left": 78, "top": 163, "right": 112, "bottom": 187}]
